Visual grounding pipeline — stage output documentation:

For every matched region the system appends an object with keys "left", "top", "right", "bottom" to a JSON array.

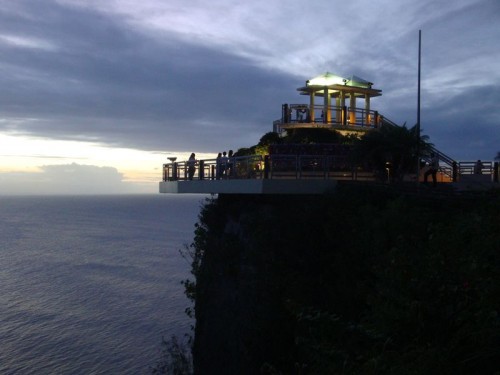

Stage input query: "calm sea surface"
[{"left": 0, "top": 194, "right": 207, "bottom": 374}]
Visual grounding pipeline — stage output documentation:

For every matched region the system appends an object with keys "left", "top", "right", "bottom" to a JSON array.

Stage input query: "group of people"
[
  {"left": 216, "top": 150, "right": 234, "bottom": 180},
  {"left": 185, "top": 150, "right": 235, "bottom": 181}
]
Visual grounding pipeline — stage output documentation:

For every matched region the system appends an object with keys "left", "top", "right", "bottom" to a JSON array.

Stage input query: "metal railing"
[
  {"left": 458, "top": 161, "right": 493, "bottom": 175},
  {"left": 163, "top": 155, "right": 265, "bottom": 181},
  {"left": 163, "top": 154, "right": 499, "bottom": 184},
  {"left": 163, "top": 154, "right": 375, "bottom": 182},
  {"left": 421, "top": 147, "right": 499, "bottom": 183},
  {"left": 268, "top": 154, "right": 375, "bottom": 180},
  {"left": 457, "top": 161, "right": 498, "bottom": 182},
  {"left": 421, "top": 146, "right": 458, "bottom": 182},
  {"left": 274, "top": 104, "right": 382, "bottom": 132}
]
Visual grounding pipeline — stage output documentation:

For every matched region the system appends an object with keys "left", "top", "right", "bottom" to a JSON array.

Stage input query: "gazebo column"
[
  {"left": 335, "top": 94, "right": 341, "bottom": 123},
  {"left": 365, "top": 94, "right": 371, "bottom": 126},
  {"left": 340, "top": 91, "right": 346, "bottom": 125},
  {"left": 349, "top": 94, "right": 356, "bottom": 125},
  {"left": 323, "top": 87, "right": 331, "bottom": 123},
  {"left": 309, "top": 91, "right": 315, "bottom": 122}
]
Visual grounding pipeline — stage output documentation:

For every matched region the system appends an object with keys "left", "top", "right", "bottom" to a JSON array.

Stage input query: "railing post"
[
  {"left": 342, "top": 106, "right": 347, "bottom": 126},
  {"left": 264, "top": 155, "right": 269, "bottom": 179},
  {"left": 172, "top": 162, "right": 178, "bottom": 181},
  {"left": 374, "top": 111, "right": 379, "bottom": 128},
  {"left": 494, "top": 162, "right": 499, "bottom": 183},
  {"left": 282, "top": 104, "right": 289, "bottom": 123},
  {"left": 199, "top": 160, "right": 205, "bottom": 180},
  {"left": 452, "top": 161, "right": 458, "bottom": 182},
  {"left": 211, "top": 165, "right": 215, "bottom": 180}
]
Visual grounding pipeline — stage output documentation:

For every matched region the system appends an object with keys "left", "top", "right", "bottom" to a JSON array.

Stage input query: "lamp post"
[
  {"left": 167, "top": 157, "right": 177, "bottom": 181},
  {"left": 416, "top": 30, "right": 422, "bottom": 185},
  {"left": 385, "top": 161, "right": 392, "bottom": 183}
]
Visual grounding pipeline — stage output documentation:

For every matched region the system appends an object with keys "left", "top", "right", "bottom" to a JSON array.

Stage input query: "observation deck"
[
  {"left": 159, "top": 154, "right": 499, "bottom": 195},
  {"left": 160, "top": 154, "right": 374, "bottom": 194}
]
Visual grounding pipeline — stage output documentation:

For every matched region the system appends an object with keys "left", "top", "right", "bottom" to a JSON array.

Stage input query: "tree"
[
  {"left": 258, "top": 131, "right": 282, "bottom": 146},
  {"left": 234, "top": 132, "right": 281, "bottom": 157},
  {"left": 352, "top": 123, "right": 431, "bottom": 181},
  {"left": 284, "top": 128, "right": 347, "bottom": 144},
  {"left": 151, "top": 335, "right": 193, "bottom": 375}
]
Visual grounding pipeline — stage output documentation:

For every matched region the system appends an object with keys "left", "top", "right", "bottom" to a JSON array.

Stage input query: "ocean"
[{"left": 0, "top": 194, "right": 207, "bottom": 374}]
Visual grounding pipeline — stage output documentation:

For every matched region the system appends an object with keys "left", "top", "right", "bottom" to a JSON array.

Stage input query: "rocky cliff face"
[{"left": 187, "top": 188, "right": 500, "bottom": 374}]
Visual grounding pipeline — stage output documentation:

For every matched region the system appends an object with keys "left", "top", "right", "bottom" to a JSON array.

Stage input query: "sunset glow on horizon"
[{"left": 0, "top": 133, "right": 215, "bottom": 194}]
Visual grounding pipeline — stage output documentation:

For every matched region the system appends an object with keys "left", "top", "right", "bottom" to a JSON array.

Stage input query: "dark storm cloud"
[
  {"left": 0, "top": 0, "right": 297, "bottom": 153},
  {"left": 419, "top": 85, "right": 500, "bottom": 161},
  {"left": 350, "top": 0, "right": 500, "bottom": 161}
]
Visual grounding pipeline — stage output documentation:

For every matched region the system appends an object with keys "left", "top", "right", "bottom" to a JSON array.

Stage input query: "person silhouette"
[
  {"left": 474, "top": 160, "right": 483, "bottom": 174},
  {"left": 187, "top": 153, "right": 196, "bottom": 180},
  {"left": 424, "top": 152, "right": 439, "bottom": 187}
]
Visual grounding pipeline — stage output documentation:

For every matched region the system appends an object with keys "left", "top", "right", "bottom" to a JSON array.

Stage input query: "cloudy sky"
[{"left": 1, "top": 0, "right": 499, "bottom": 194}]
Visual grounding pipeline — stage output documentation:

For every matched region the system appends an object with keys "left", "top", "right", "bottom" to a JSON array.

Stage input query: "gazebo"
[{"left": 276, "top": 72, "right": 383, "bottom": 135}]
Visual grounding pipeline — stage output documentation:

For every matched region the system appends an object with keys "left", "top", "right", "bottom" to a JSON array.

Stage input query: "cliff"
[{"left": 186, "top": 185, "right": 500, "bottom": 374}]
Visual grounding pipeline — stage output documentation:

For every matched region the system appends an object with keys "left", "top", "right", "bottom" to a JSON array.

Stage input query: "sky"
[{"left": 1, "top": 0, "right": 499, "bottom": 194}]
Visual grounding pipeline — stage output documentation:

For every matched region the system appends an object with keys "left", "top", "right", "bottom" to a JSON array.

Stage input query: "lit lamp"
[{"left": 385, "top": 161, "right": 392, "bottom": 182}]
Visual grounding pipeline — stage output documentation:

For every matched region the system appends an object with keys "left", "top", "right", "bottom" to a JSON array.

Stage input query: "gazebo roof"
[
  {"left": 345, "top": 75, "right": 373, "bottom": 88},
  {"left": 298, "top": 72, "right": 382, "bottom": 97},
  {"left": 307, "top": 72, "right": 345, "bottom": 86}
]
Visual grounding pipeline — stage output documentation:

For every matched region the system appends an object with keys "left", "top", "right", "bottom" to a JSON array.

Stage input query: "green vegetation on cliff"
[
  {"left": 236, "top": 124, "right": 432, "bottom": 182},
  {"left": 185, "top": 187, "right": 499, "bottom": 374}
]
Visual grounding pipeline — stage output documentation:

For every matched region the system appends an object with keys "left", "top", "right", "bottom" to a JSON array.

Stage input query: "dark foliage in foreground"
[
  {"left": 236, "top": 125, "right": 433, "bottom": 183},
  {"left": 185, "top": 187, "right": 500, "bottom": 374},
  {"left": 351, "top": 123, "right": 432, "bottom": 181},
  {"left": 150, "top": 335, "right": 193, "bottom": 375}
]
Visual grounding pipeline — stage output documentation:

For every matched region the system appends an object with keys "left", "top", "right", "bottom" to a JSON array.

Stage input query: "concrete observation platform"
[
  {"left": 159, "top": 154, "right": 499, "bottom": 195},
  {"left": 160, "top": 178, "right": 339, "bottom": 195}
]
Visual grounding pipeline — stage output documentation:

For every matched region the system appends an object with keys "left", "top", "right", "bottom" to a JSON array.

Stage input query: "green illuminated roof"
[
  {"left": 299, "top": 72, "right": 381, "bottom": 97},
  {"left": 307, "top": 72, "right": 373, "bottom": 88},
  {"left": 345, "top": 75, "right": 373, "bottom": 88},
  {"left": 308, "top": 72, "right": 346, "bottom": 86}
]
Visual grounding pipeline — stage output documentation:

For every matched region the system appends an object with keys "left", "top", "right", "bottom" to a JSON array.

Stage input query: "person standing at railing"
[
  {"left": 424, "top": 152, "right": 439, "bottom": 187},
  {"left": 474, "top": 160, "right": 484, "bottom": 174},
  {"left": 221, "top": 151, "right": 228, "bottom": 179},
  {"left": 227, "top": 150, "right": 234, "bottom": 178},
  {"left": 187, "top": 153, "right": 197, "bottom": 180},
  {"left": 216, "top": 152, "right": 222, "bottom": 180}
]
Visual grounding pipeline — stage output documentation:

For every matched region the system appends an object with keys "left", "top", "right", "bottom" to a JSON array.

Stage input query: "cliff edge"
[{"left": 186, "top": 186, "right": 500, "bottom": 374}]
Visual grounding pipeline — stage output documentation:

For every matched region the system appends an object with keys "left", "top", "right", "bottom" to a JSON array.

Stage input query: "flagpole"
[{"left": 416, "top": 30, "right": 422, "bottom": 185}]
